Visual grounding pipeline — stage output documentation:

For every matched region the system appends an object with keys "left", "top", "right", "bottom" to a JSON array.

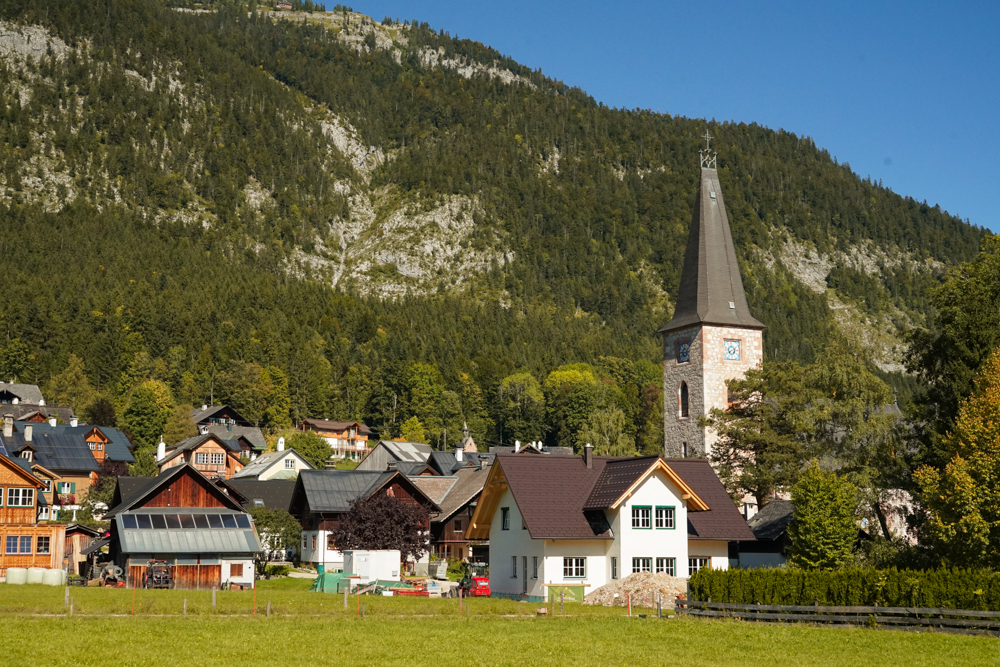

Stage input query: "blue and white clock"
[{"left": 723, "top": 339, "right": 741, "bottom": 361}]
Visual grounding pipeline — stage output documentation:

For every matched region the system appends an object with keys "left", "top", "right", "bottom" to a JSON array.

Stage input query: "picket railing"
[{"left": 675, "top": 597, "right": 1000, "bottom": 635}]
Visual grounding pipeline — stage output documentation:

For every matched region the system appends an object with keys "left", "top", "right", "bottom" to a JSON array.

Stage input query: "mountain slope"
[{"left": 0, "top": 0, "right": 986, "bottom": 448}]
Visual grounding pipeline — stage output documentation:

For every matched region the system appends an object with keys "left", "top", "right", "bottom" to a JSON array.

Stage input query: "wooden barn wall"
[
  {"left": 127, "top": 563, "right": 222, "bottom": 589},
  {"left": 141, "top": 474, "right": 228, "bottom": 509}
]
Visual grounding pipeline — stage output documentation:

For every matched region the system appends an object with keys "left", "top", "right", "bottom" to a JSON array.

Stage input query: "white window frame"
[
  {"left": 36, "top": 535, "right": 50, "bottom": 554},
  {"left": 195, "top": 452, "right": 209, "bottom": 465},
  {"left": 631, "top": 506, "right": 651, "bottom": 529},
  {"left": 655, "top": 506, "right": 675, "bottom": 529},
  {"left": 285, "top": 459, "right": 295, "bottom": 469},
  {"left": 562, "top": 557, "right": 586, "bottom": 579},
  {"left": 532, "top": 556, "right": 538, "bottom": 579},
  {"left": 688, "top": 557, "right": 710, "bottom": 575},
  {"left": 7, "top": 487, "right": 34, "bottom": 508},
  {"left": 632, "top": 557, "right": 652, "bottom": 574},
  {"left": 655, "top": 557, "right": 676, "bottom": 576},
  {"left": 210, "top": 452, "right": 225, "bottom": 466}
]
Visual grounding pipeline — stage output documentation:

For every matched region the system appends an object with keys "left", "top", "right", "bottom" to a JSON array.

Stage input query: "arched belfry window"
[{"left": 679, "top": 382, "right": 690, "bottom": 418}]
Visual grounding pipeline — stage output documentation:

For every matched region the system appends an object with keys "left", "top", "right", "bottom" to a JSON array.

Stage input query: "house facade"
[
  {"left": 468, "top": 449, "right": 754, "bottom": 601},
  {"left": 105, "top": 464, "right": 261, "bottom": 589},
  {"left": 232, "top": 445, "right": 313, "bottom": 481},
  {"left": 158, "top": 434, "right": 245, "bottom": 480},
  {"left": 299, "top": 419, "right": 373, "bottom": 461},
  {"left": 0, "top": 453, "right": 66, "bottom": 575}
]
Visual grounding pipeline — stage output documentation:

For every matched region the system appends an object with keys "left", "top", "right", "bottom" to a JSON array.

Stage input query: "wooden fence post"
[
  {"left": 64, "top": 586, "right": 69, "bottom": 607},
  {"left": 267, "top": 600, "right": 271, "bottom": 617},
  {"left": 212, "top": 588, "right": 217, "bottom": 610},
  {"left": 343, "top": 584, "right": 348, "bottom": 609},
  {"left": 184, "top": 599, "right": 187, "bottom": 616}
]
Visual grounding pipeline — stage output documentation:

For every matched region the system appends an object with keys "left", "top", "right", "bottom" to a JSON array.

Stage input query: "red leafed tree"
[{"left": 332, "top": 492, "right": 429, "bottom": 563}]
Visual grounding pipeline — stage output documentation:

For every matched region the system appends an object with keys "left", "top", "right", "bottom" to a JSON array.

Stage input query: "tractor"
[
  {"left": 457, "top": 562, "right": 490, "bottom": 598},
  {"left": 142, "top": 560, "right": 174, "bottom": 589}
]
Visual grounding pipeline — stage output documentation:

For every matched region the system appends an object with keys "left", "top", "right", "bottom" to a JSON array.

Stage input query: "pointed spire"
[{"left": 659, "top": 157, "right": 764, "bottom": 334}]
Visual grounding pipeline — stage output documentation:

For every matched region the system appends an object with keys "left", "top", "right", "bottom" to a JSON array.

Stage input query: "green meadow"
[{"left": 0, "top": 579, "right": 995, "bottom": 666}]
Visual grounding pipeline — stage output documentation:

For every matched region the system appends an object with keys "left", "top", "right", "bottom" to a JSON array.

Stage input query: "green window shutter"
[{"left": 70, "top": 482, "right": 76, "bottom": 494}]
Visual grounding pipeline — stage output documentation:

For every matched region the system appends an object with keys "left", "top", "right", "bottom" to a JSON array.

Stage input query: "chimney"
[
  {"left": 199, "top": 425, "right": 208, "bottom": 435},
  {"left": 202, "top": 404, "right": 208, "bottom": 411},
  {"left": 48, "top": 415, "right": 57, "bottom": 427},
  {"left": 277, "top": 437, "right": 285, "bottom": 452},
  {"left": 11, "top": 397, "right": 17, "bottom": 405},
  {"left": 584, "top": 443, "right": 593, "bottom": 469},
  {"left": 156, "top": 440, "right": 166, "bottom": 462},
  {"left": 251, "top": 452, "right": 257, "bottom": 461},
  {"left": 39, "top": 398, "right": 45, "bottom": 406},
  {"left": 455, "top": 447, "right": 463, "bottom": 463},
  {"left": 70, "top": 416, "right": 78, "bottom": 428},
  {"left": 3, "top": 414, "right": 12, "bottom": 438},
  {"left": 514, "top": 440, "right": 520, "bottom": 453},
  {"left": 24, "top": 425, "right": 32, "bottom": 442}
]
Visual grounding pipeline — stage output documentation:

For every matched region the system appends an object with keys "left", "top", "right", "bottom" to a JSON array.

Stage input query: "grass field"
[{"left": 0, "top": 578, "right": 996, "bottom": 666}]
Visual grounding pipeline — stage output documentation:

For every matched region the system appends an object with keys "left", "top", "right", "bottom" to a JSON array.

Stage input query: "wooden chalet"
[
  {"left": 0, "top": 453, "right": 65, "bottom": 575},
  {"left": 299, "top": 419, "right": 374, "bottom": 462},
  {"left": 105, "top": 464, "right": 261, "bottom": 589},
  {"left": 158, "top": 433, "right": 245, "bottom": 480}
]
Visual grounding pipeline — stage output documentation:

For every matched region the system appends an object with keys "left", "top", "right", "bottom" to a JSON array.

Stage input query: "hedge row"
[{"left": 688, "top": 568, "right": 1000, "bottom": 611}]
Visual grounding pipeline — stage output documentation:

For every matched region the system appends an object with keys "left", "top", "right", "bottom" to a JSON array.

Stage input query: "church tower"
[{"left": 660, "top": 134, "right": 764, "bottom": 458}]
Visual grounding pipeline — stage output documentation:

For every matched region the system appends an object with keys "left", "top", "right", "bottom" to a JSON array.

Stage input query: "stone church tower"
[{"left": 660, "top": 136, "right": 764, "bottom": 458}]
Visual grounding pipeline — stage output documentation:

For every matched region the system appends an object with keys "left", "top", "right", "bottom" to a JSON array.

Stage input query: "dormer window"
[
  {"left": 20, "top": 451, "right": 32, "bottom": 462},
  {"left": 285, "top": 459, "right": 295, "bottom": 469}
]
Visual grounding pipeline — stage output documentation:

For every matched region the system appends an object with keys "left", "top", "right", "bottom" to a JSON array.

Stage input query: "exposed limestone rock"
[
  {"left": 0, "top": 22, "right": 72, "bottom": 62},
  {"left": 417, "top": 47, "right": 537, "bottom": 89}
]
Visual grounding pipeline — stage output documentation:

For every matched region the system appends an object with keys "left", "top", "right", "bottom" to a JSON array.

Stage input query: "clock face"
[
  {"left": 678, "top": 343, "right": 691, "bottom": 364},
  {"left": 723, "top": 339, "right": 741, "bottom": 361}
]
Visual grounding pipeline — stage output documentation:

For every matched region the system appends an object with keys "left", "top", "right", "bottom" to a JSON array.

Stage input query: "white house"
[
  {"left": 231, "top": 443, "right": 314, "bottom": 481},
  {"left": 467, "top": 446, "right": 755, "bottom": 601}
]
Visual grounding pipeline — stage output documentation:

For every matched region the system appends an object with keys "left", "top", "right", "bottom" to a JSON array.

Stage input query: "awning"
[{"left": 81, "top": 537, "right": 111, "bottom": 556}]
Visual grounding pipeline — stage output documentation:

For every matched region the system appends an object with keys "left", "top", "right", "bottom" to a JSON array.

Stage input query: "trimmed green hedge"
[{"left": 689, "top": 568, "right": 1000, "bottom": 611}]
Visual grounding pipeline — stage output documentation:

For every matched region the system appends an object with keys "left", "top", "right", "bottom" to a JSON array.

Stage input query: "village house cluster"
[{"left": 1, "top": 148, "right": 791, "bottom": 594}]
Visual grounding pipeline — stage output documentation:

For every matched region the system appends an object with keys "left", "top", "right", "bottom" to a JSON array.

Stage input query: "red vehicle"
[{"left": 458, "top": 564, "right": 491, "bottom": 597}]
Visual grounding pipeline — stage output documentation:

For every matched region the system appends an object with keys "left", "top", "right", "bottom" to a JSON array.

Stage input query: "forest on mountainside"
[{"left": 0, "top": 0, "right": 988, "bottom": 464}]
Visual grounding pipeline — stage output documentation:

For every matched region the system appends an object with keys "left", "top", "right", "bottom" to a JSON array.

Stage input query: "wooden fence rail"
[{"left": 675, "top": 598, "right": 1000, "bottom": 636}]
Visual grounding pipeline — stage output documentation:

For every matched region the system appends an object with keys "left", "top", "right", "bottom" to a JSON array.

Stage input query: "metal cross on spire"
[{"left": 700, "top": 129, "right": 717, "bottom": 169}]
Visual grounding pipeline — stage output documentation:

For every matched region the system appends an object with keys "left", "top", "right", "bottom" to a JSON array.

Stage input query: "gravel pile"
[{"left": 584, "top": 572, "right": 687, "bottom": 609}]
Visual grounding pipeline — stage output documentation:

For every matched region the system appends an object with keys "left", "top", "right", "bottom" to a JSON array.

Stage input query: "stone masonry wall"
[{"left": 663, "top": 325, "right": 763, "bottom": 458}]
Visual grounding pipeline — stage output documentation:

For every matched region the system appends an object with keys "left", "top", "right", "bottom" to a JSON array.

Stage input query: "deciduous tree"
[{"left": 332, "top": 492, "right": 429, "bottom": 563}]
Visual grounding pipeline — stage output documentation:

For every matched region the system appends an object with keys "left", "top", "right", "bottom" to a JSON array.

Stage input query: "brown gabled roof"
[
  {"left": 665, "top": 458, "right": 756, "bottom": 541},
  {"left": 300, "top": 418, "right": 374, "bottom": 435},
  {"left": 584, "top": 456, "right": 662, "bottom": 509},
  {"left": 496, "top": 454, "right": 616, "bottom": 540},
  {"left": 409, "top": 476, "right": 458, "bottom": 506},
  {"left": 469, "top": 454, "right": 753, "bottom": 542}
]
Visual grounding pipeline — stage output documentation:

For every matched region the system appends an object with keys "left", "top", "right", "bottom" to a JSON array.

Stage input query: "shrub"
[{"left": 688, "top": 568, "right": 1000, "bottom": 611}]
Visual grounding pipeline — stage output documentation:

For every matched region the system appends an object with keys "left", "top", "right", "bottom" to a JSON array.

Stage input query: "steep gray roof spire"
[{"left": 659, "top": 162, "right": 764, "bottom": 334}]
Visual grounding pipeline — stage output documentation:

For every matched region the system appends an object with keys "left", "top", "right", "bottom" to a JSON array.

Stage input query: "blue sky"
[{"left": 350, "top": 0, "right": 1000, "bottom": 233}]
